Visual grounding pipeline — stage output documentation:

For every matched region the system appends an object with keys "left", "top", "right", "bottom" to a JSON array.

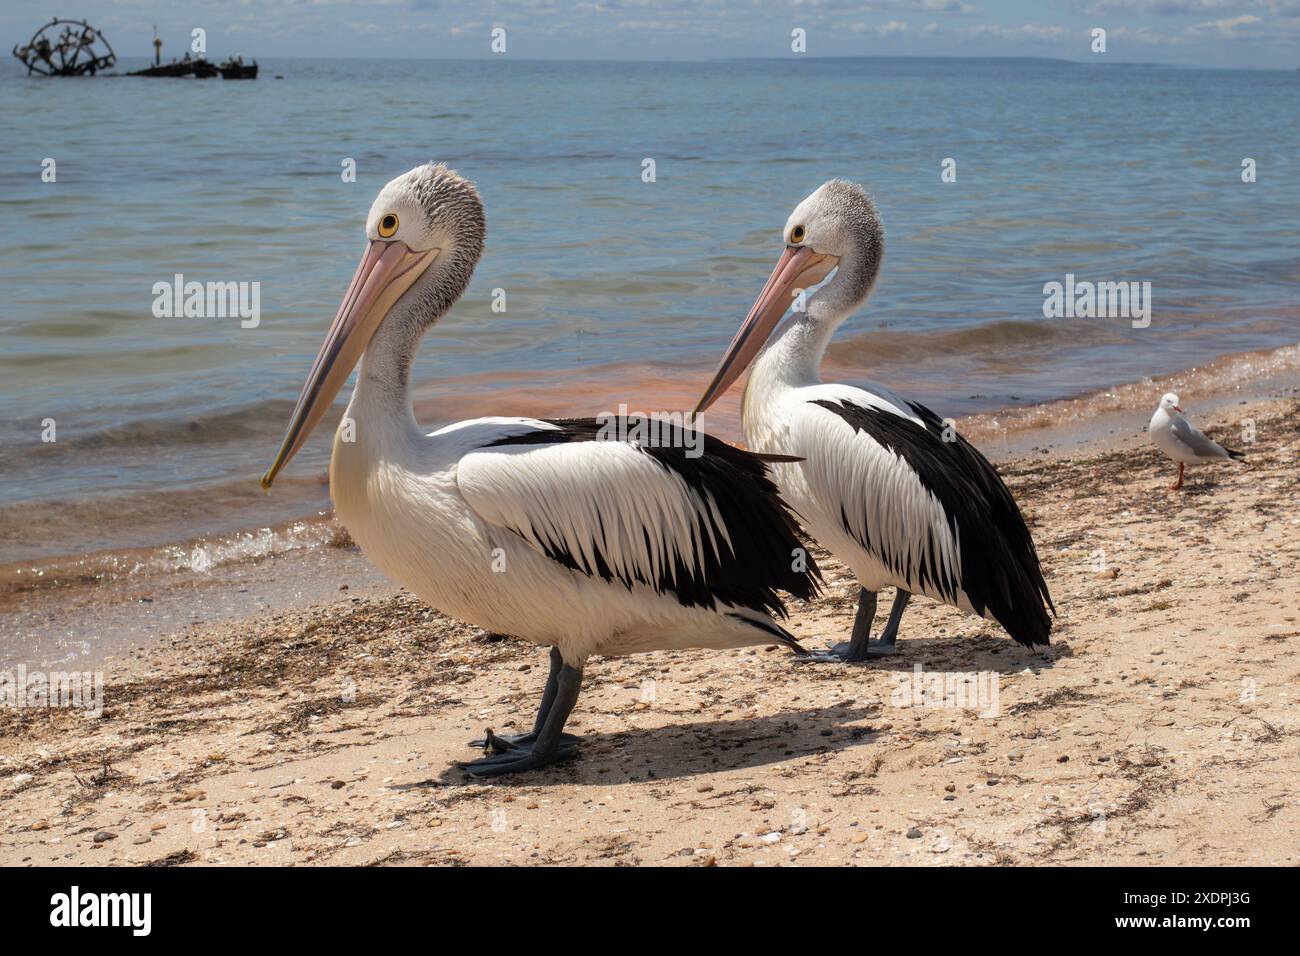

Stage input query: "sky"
[{"left": 5, "top": 0, "right": 1299, "bottom": 68}]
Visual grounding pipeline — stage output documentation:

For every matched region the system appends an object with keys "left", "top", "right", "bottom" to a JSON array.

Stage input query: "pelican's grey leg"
[
  {"left": 470, "top": 647, "right": 580, "bottom": 753},
  {"left": 874, "top": 589, "right": 912, "bottom": 652},
  {"left": 460, "top": 658, "right": 583, "bottom": 776},
  {"left": 835, "top": 588, "right": 880, "bottom": 661},
  {"left": 799, "top": 588, "right": 879, "bottom": 663},
  {"left": 804, "top": 588, "right": 910, "bottom": 663}
]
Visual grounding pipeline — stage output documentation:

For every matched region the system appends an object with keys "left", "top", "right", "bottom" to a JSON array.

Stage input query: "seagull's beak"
[
  {"left": 1174, "top": 405, "right": 1184, "bottom": 413},
  {"left": 261, "top": 240, "right": 438, "bottom": 489},
  {"left": 694, "top": 245, "right": 837, "bottom": 415}
]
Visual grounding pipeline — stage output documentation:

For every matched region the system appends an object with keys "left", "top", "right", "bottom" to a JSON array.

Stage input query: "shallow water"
[{"left": 1, "top": 55, "right": 1297, "bottom": 568}]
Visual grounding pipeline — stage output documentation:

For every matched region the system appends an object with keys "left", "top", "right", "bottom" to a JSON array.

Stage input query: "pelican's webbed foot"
[
  {"left": 799, "top": 588, "right": 911, "bottom": 664},
  {"left": 819, "top": 637, "right": 898, "bottom": 661},
  {"left": 458, "top": 647, "right": 584, "bottom": 778},
  {"left": 469, "top": 728, "right": 581, "bottom": 754},
  {"left": 459, "top": 739, "right": 580, "bottom": 777},
  {"left": 801, "top": 638, "right": 896, "bottom": 663}
]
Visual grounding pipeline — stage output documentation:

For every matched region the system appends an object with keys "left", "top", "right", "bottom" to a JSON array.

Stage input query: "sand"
[{"left": 2, "top": 393, "right": 1297, "bottom": 867}]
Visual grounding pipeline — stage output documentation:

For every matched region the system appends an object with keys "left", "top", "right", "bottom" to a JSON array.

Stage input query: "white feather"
[
  {"left": 330, "top": 397, "right": 786, "bottom": 666},
  {"left": 1149, "top": 405, "right": 1233, "bottom": 463},
  {"left": 744, "top": 360, "right": 972, "bottom": 609}
]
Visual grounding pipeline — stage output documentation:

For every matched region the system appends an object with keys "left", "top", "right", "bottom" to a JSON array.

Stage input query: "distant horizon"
[
  {"left": 4, "top": 1, "right": 1299, "bottom": 71},
  {"left": 12, "top": 52, "right": 1297, "bottom": 75}
]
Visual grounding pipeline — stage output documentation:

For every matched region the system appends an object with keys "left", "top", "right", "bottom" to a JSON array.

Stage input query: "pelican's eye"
[
  {"left": 790, "top": 224, "right": 806, "bottom": 243},
  {"left": 378, "top": 213, "right": 399, "bottom": 238}
]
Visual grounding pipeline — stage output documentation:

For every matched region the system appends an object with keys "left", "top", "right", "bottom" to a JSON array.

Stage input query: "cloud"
[
  {"left": 846, "top": 18, "right": 910, "bottom": 34},
  {"left": 1187, "top": 12, "right": 1266, "bottom": 34},
  {"left": 966, "top": 23, "right": 1067, "bottom": 40},
  {"left": 1067, "top": 0, "right": 1294, "bottom": 14},
  {"left": 917, "top": 0, "right": 978, "bottom": 13},
  {"left": 1106, "top": 24, "right": 1185, "bottom": 43}
]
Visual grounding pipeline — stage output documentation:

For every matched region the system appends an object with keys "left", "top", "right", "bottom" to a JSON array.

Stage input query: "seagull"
[
  {"left": 694, "top": 179, "right": 1053, "bottom": 662},
  {"left": 1149, "top": 392, "right": 1244, "bottom": 490},
  {"left": 261, "top": 163, "right": 821, "bottom": 775}
]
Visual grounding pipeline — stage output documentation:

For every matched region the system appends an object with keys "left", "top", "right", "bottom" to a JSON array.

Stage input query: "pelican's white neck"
[
  {"left": 343, "top": 252, "right": 476, "bottom": 447},
  {"left": 348, "top": 314, "right": 423, "bottom": 441},
  {"left": 745, "top": 248, "right": 876, "bottom": 396}
]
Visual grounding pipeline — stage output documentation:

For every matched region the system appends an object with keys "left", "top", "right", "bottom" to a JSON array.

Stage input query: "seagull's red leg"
[{"left": 1169, "top": 462, "right": 1184, "bottom": 491}]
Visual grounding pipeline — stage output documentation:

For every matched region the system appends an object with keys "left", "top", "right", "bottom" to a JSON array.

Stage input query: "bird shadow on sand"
[
  {"left": 797, "top": 631, "right": 1071, "bottom": 677},
  {"left": 1172, "top": 477, "right": 1229, "bottom": 495},
  {"left": 430, "top": 635, "right": 1066, "bottom": 787},
  {"left": 434, "top": 704, "right": 883, "bottom": 787},
  {"left": 433, "top": 638, "right": 1065, "bottom": 787}
]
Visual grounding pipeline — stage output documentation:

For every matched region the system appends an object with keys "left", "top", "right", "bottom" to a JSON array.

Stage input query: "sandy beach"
[{"left": 2, "top": 382, "right": 1296, "bottom": 867}]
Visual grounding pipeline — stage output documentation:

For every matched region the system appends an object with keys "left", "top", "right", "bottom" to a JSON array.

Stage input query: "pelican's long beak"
[
  {"left": 694, "top": 245, "right": 836, "bottom": 414},
  {"left": 261, "top": 240, "right": 438, "bottom": 489}
]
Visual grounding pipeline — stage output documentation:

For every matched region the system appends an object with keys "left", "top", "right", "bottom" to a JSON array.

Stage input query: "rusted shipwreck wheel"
[{"left": 12, "top": 18, "right": 117, "bottom": 76}]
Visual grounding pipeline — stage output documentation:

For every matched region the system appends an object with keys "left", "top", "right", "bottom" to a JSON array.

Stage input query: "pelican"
[
  {"left": 694, "top": 180, "right": 1053, "bottom": 662},
  {"left": 1149, "top": 392, "right": 1244, "bottom": 491},
  {"left": 261, "top": 164, "right": 820, "bottom": 775}
]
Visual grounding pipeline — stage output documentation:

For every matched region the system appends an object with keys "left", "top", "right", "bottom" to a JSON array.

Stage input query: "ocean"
[{"left": 1, "top": 55, "right": 1297, "bottom": 578}]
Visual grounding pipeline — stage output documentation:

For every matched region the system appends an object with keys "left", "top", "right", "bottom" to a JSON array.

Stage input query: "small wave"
[
  {"left": 0, "top": 466, "right": 332, "bottom": 567},
  {"left": 953, "top": 342, "right": 1300, "bottom": 445},
  {"left": 0, "top": 515, "right": 347, "bottom": 600},
  {"left": 830, "top": 317, "right": 1098, "bottom": 365},
  {"left": 25, "top": 401, "right": 296, "bottom": 454}
]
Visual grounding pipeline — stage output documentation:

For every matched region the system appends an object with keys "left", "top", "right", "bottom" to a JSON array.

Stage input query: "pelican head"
[
  {"left": 261, "top": 163, "right": 485, "bottom": 489},
  {"left": 1159, "top": 392, "right": 1184, "bottom": 414},
  {"left": 695, "top": 179, "right": 883, "bottom": 414}
]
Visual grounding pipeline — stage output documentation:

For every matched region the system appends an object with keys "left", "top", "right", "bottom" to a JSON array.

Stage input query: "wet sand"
[{"left": 2, "top": 388, "right": 1296, "bottom": 867}]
